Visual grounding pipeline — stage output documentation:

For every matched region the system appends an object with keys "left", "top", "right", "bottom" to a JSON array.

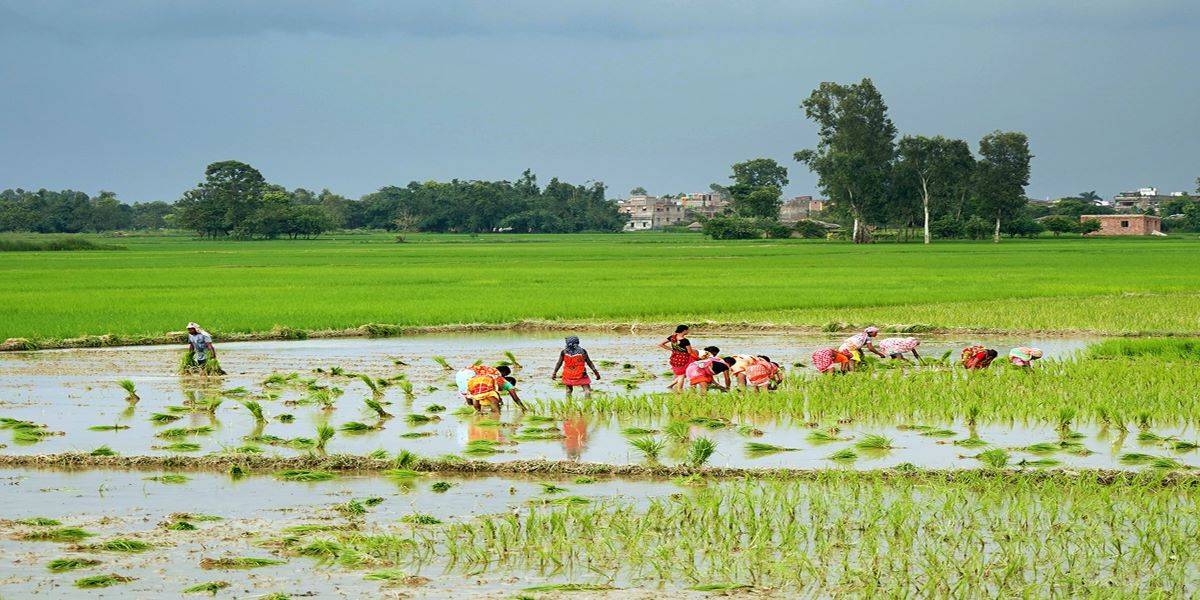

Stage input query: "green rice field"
[{"left": 1, "top": 233, "right": 1198, "bottom": 344}]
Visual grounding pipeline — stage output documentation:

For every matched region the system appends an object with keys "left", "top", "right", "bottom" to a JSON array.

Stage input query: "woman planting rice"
[
  {"left": 455, "top": 364, "right": 510, "bottom": 404},
  {"left": 745, "top": 356, "right": 783, "bottom": 392},
  {"left": 467, "top": 374, "right": 522, "bottom": 414},
  {"left": 660, "top": 325, "right": 698, "bottom": 391},
  {"left": 878, "top": 337, "right": 922, "bottom": 363},
  {"left": 812, "top": 348, "right": 853, "bottom": 374},
  {"left": 684, "top": 356, "right": 731, "bottom": 395},
  {"left": 838, "top": 327, "right": 885, "bottom": 363},
  {"left": 1009, "top": 347, "right": 1044, "bottom": 368},
  {"left": 457, "top": 364, "right": 527, "bottom": 411},
  {"left": 551, "top": 336, "right": 602, "bottom": 399},
  {"left": 961, "top": 346, "right": 999, "bottom": 369}
]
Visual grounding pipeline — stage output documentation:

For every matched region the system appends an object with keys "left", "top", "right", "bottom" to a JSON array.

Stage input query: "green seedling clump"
[
  {"left": 47, "top": 557, "right": 103, "bottom": 572},
  {"left": 75, "top": 574, "right": 135, "bottom": 588}
]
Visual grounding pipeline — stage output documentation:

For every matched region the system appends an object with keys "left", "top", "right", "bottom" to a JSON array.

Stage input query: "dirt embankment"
[{"left": 0, "top": 453, "right": 1196, "bottom": 486}]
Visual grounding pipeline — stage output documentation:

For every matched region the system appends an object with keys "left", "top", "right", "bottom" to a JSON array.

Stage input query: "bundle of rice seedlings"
[
  {"left": 19, "top": 527, "right": 95, "bottom": 542},
  {"left": 90, "top": 445, "right": 117, "bottom": 456},
  {"left": 199, "top": 557, "right": 286, "bottom": 570},
  {"left": 735, "top": 425, "right": 765, "bottom": 437},
  {"left": 385, "top": 469, "right": 422, "bottom": 482},
  {"left": 75, "top": 574, "right": 134, "bottom": 588},
  {"left": 405, "top": 413, "right": 440, "bottom": 424},
  {"left": 117, "top": 379, "right": 139, "bottom": 402},
  {"left": 315, "top": 423, "right": 335, "bottom": 452},
  {"left": 47, "top": 558, "right": 103, "bottom": 573},
  {"left": 155, "top": 442, "right": 202, "bottom": 452},
  {"left": 574, "top": 476, "right": 596, "bottom": 484},
  {"left": 149, "top": 413, "right": 182, "bottom": 424},
  {"left": 854, "top": 434, "right": 895, "bottom": 450},
  {"left": 398, "top": 514, "right": 441, "bottom": 525},
  {"left": 687, "top": 437, "right": 717, "bottom": 467},
  {"left": 690, "top": 584, "right": 755, "bottom": 592},
  {"left": 368, "top": 448, "right": 389, "bottom": 459},
  {"left": 523, "top": 584, "right": 615, "bottom": 592},
  {"left": 1137, "top": 431, "right": 1174, "bottom": 443},
  {"left": 365, "top": 398, "right": 392, "bottom": 418},
  {"left": 826, "top": 448, "right": 858, "bottom": 461},
  {"left": 195, "top": 397, "right": 223, "bottom": 414},
  {"left": 155, "top": 426, "right": 214, "bottom": 438},
  {"left": 182, "top": 581, "right": 230, "bottom": 595},
  {"left": 277, "top": 414, "right": 295, "bottom": 423},
  {"left": 953, "top": 436, "right": 988, "bottom": 448},
  {"left": 20, "top": 517, "right": 62, "bottom": 526},
  {"left": 425, "top": 404, "right": 445, "bottom": 413},
  {"left": 239, "top": 400, "right": 266, "bottom": 424},
  {"left": 400, "top": 432, "right": 433, "bottom": 438},
  {"left": 143, "top": 474, "right": 190, "bottom": 484},
  {"left": 274, "top": 470, "right": 335, "bottom": 482},
  {"left": 978, "top": 448, "right": 1010, "bottom": 468},
  {"left": 964, "top": 404, "right": 981, "bottom": 428},
  {"left": 394, "top": 449, "right": 419, "bottom": 468},
  {"left": 1136, "top": 411, "right": 1152, "bottom": 431},
  {"left": 339, "top": 421, "right": 382, "bottom": 433},
  {"left": 628, "top": 437, "right": 665, "bottom": 461},
  {"left": 1167, "top": 440, "right": 1200, "bottom": 451},
  {"left": 538, "top": 483, "right": 568, "bottom": 494},
  {"left": 919, "top": 429, "right": 957, "bottom": 437},
  {"left": 503, "top": 351, "right": 522, "bottom": 368},
  {"left": 1149, "top": 457, "right": 1186, "bottom": 470},
  {"left": 806, "top": 430, "right": 842, "bottom": 443},
  {"left": 663, "top": 421, "right": 691, "bottom": 443},
  {"left": 358, "top": 374, "right": 382, "bottom": 397},
  {"left": 745, "top": 442, "right": 799, "bottom": 455},
  {"left": 672, "top": 474, "right": 708, "bottom": 487},
  {"left": 84, "top": 539, "right": 153, "bottom": 552},
  {"left": 687, "top": 417, "right": 728, "bottom": 430},
  {"left": 1023, "top": 442, "right": 1061, "bottom": 454},
  {"left": 229, "top": 465, "right": 248, "bottom": 478},
  {"left": 165, "top": 521, "right": 197, "bottom": 531},
  {"left": 179, "top": 350, "right": 197, "bottom": 373},
  {"left": 620, "top": 426, "right": 658, "bottom": 437},
  {"left": 398, "top": 380, "right": 414, "bottom": 399},
  {"left": 88, "top": 424, "right": 130, "bottom": 431},
  {"left": 431, "top": 356, "right": 453, "bottom": 371},
  {"left": 169, "top": 513, "right": 223, "bottom": 522},
  {"left": 463, "top": 440, "right": 502, "bottom": 456},
  {"left": 286, "top": 437, "right": 316, "bottom": 450}
]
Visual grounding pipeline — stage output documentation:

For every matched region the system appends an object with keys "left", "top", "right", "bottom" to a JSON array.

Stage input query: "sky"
[{"left": 1, "top": 1, "right": 1197, "bottom": 203}]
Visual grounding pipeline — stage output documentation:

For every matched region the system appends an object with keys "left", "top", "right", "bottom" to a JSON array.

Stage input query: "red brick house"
[{"left": 1081, "top": 214, "right": 1162, "bottom": 236}]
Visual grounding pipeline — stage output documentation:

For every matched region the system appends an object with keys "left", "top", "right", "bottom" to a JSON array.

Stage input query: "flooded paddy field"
[{"left": 0, "top": 331, "right": 1143, "bottom": 471}]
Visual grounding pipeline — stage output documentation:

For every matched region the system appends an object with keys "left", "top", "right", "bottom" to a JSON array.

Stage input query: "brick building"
[{"left": 1081, "top": 214, "right": 1162, "bottom": 236}]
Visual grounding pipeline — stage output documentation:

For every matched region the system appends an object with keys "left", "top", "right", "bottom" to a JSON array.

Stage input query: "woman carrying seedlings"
[
  {"left": 812, "top": 348, "right": 853, "bottom": 374},
  {"left": 185, "top": 322, "right": 218, "bottom": 371},
  {"left": 684, "top": 356, "right": 731, "bottom": 395},
  {"left": 878, "top": 337, "right": 922, "bottom": 363},
  {"left": 660, "top": 325, "right": 698, "bottom": 391},
  {"left": 838, "top": 326, "right": 885, "bottom": 363},
  {"left": 551, "top": 336, "right": 602, "bottom": 399},
  {"left": 961, "top": 346, "right": 999, "bottom": 369},
  {"left": 1008, "top": 347, "right": 1044, "bottom": 368}
]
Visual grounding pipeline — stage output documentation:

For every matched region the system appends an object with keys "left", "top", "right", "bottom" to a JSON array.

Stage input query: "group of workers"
[
  {"left": 810, "top": 326, "right": 1043, "bottom": 374},
  {"left": 184, "top": 321, "right": 1046, "bottom": 414}
]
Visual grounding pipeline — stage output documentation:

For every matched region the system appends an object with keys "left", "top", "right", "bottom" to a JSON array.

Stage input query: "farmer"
[
  {"left": 467, "top": 374, "right": 524, "bottom": 414},
  {"left": 660, "top": 325, "right": 698, "bottom": 391},
  {"left": 1008, "top": 347, "right": 1044, "bottom": 368},
  {"left": 457, "top": 364, "right": 527, "bottom": 411},
  {"left": 728, "top": 354, "right": 766, "bottom": 387},
  {"left": 684, "top": 356, "right": 731, "bottom": 395},
  {"left": 838, "top": 326, "right": 885, "bottom": 363},
  {"left": 551, "top": 336, "right": 602, "bottom": 399},
  {"left": 699, "top": 345, "right": 721, "bottom": 360},
  {"left": 745, "top": 356, "right": 783, "bottom": 392},
  {"left": 878, "top": 337, "right": 922, "bottom": 363},
  {"left": 185, "top": 322, "right": 217, "bottom": 368},
  {"left": 961, "top": 346, "right": 999, "bottom": 369},
  {"left": 812, "top": 347, "right": 853, "bottom": 374}
]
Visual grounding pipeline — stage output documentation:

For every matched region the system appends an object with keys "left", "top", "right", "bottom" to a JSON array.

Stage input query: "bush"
[
  {"left": 964, "top": 216, "right": 992, "bottom": 240},
  {"left": 930, "top": 217, "right": 965, "bottom": 240},
  {"left": 1041, "top": 216, "right": 1078, "bottom": 236},
  {"left": 793, "top": 220, "right": 827, "bottom": 239},
  {"left": 701, "top": 216, "right": 762, "bottom": 240},
  {"left": 1002, "top": 217, "right": 1045, "bottom": 238},
  {"left": 1079, "top": 218, "right": 1102, "bottom": 235},
  {"left": 762, "top": 221, "right": 792, "bottom": 239}
]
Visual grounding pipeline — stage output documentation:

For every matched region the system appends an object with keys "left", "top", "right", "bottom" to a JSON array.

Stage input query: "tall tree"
[
  {"left": 176, "top": 160, "right": 267, "bottom": 237},
  {"left": 795, "top": 79, "right": 897, "bottom": 243},
  {"left": 973, "top": 131, "right": 1032, "bottom": 243},
  {"left": 629, "top": 186, "right": 648, "bottom": 196},
  {"left": 896, "top": 136, "right": 974, "bottom": 244},
  {"left": 1079, "top": 190, "right": 1101, "bottom": 204},
  {"left": 728, "top": 158, "right": 788, "bottom": 219}
]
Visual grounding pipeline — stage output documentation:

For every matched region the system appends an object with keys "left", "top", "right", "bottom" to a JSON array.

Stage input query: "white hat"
[{"left": 187, "top": 322, "right": 200, "bottom": 329}]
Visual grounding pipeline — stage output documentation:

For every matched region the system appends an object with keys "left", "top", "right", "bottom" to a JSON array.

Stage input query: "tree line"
[{"left": 0, "top": 162, "right": 625, "bottom": 238}]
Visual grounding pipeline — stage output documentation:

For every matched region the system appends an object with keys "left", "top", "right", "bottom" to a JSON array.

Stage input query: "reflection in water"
[{"left": 562, "top": 414, "right": 589, "bottom": 460}]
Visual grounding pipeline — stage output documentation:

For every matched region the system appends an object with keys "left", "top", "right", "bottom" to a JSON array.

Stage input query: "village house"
[
  {"left": 1081, "top": 214, "right": 1163, "bottom": 236},
  {"left": 616, "top": 195, "right": 688, "bottom": 231},
  {"left": 779, "top": 196, "right": 826, "bottom": 223},
  {"left": 679, "top": 192, "right": 729, "bottom": 219},
  {"left": 1111, "top": 187, "right": 1186, "bottom": 212}
]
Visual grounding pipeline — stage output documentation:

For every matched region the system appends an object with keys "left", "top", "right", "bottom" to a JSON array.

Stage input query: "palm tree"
[{"left": 1079, "top": 191, "right": 1102, "bottom": 204}]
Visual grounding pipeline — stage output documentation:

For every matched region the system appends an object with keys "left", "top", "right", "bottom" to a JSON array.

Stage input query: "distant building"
[
  {"left": 779, "top": 196, "right": 826, "bottom": 223},
  {"left": 616, "top": 195, "right": 688, "bottom": 231},
  {"left": 1112, "top": 187, "right": 1182, "bottom": 212},
  {"left": 679, "top": 193, "right": 729, "bottom": 219},
  {"left": 1081, "top": 214, "right": 1163, "bottom": 236}
]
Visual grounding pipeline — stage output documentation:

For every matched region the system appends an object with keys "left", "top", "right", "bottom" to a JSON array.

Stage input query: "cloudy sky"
[{"left": 1, "top": 1, "right": 1197, "bottom": 202}]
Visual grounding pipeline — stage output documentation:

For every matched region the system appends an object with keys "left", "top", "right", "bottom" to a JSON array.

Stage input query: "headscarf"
[
  {"left": 864, "top": 326, "right": 880, "bottom": 336},
  {"left": 186, "top": 322, "right": 210, "bottom": 337},
  {"left": 564, "top": 336, "right": 583, "bottom": 356},
  {"left": 1030, "top": 348, "right": 1044, "bottom": 359}
]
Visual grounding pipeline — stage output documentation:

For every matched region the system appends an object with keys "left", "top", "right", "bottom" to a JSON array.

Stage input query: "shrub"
[
  {"left": 701, "top": 216, "right": 762, "bottom": 240},
  {"left": 793, "top": 220, "right": 827, "bottom": 239}
]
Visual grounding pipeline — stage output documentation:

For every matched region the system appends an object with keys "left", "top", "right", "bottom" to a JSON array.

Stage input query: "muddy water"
[
  {"left": 2, "top": 331, "right": 1181, "bottom": 472},
  {"left": 0, "top": 468, "right": 689, "bottom": 598}
]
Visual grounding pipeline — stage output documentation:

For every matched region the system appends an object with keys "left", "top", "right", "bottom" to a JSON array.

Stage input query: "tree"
[
  {"left": 730, "top": 158, "right": 789, "bottom": 190},
  {"left": 629, "top": 186, "right": 648, "bottom": 196},
  {"left": 88, "top": 191, "right": 133, "bottom": 232},
  {"left": 973, "top": 131, "right": 1032, "bottom": 243},
  {"left": 393, "top": 209, "right": 418, "bottom": 242},
  {"left": 1041, "top": 215, "right": 1077, "bottom": 236},
  {"left": 728, "top": 158, "right": 788, "bottom": 220},
  {"left": 795, "top": 79, "right": 897, "bottom": 243},
  {"left": 896, "top": 135, "right": 974, "bottom": 244},
  {"left": 793, "top": 220, "right": 827, "bottom": 239},
  {"left": 701, "top": 216, "right": 763, "bottom": 240},
  {"left": 1079, "top": 218, "right": 1102, "bottom": 235},
  {"left": 1079, "top": 191, "right": 1102, "bottom": 204},
  {"left": 131, "top": 201, "right": 174, "bottom": 230},
  {"left": 1052, "top": 197, "right": 1112, "bottom": 218},
  {"left": 176, "top": 160, "right": 267, "bottom": 237}
]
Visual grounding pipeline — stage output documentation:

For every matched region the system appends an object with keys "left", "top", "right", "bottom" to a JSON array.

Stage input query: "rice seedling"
[
  {"left": 1119, "top": 452, "right": 1156, "bottom": 465},
  {"left": 471, "top": 418, "right": 510, "bottom": 427},
  {"left": 854, "top": 434, "right": 895, "bottom": 450},
  {"left": 524, "top": 414, "right": 556, "bottom": 423},
  {"left": 339, "top": 421, "right": 383, "bottom": 433},
  {"left": 398, "top": 514, "right": 441, "bottom": 525},
  {"left": 919, "top": 428, "right": 957, "bottom": 437},
  {"left": 182, "top": 581, "right": 231, "bottom": 595},
  {"left": 20, "top": 517, "right": 62, "bottom": 526},
  {"left": 90, "top": 445, "right": 118, "bottom": 457},
  {"left": 687, "top": 416, "right": 729, "bottom": 430},
  {"left": 222, "top": 386, "right": 249, "bottom": 397},
  {"left": 199, "top": 557, "right": 286, "bottom": 569},
  {"left": 75, "top": 574, "right": 135, "bottom": 588},
  {"left": 1056, "top": 407, "right": 1076, "bottom": 435},
  {"left": 397, "top": 380, "right": 415, "bottom": 399},
  {"left": 155, "top": 442, "right": 202, "bottom": 452},
  {"left": 166, "top": 521, "right": 197, "bottom": 531},
  {"left": 523, "top": 583, "right": 616, "bottom": 592},
  {"left": 155, "top": 426, "right": 214, "bottom": 438},
  {"left": 315, "top": 422, "right": 335, "bottom": 452},
  {"left": 745, "top": 442, "right": 800, "bottom": 455},
  {"left": 259, "top": 593, "right": 291, "bottom": 599},
  {"left": 385, "top": 469, "right": 422, "bottom": 481},
  {"left": 400, "top": 431, "right": 433, "bottom": 438},
  {"left": 464, "top": 440, "right": 504, "bottom": 456},
  {"left": 357, "top": 373, "right": 381, "bottom": 396},
  {"left": 687, "top": 436, "right": 717, "bottom": 467},
  {"left": 539, "top": 483, "right": 569, "bottom": 494},
  {"left": 826, "top": 448, "right": 858, "bottom": 461},
  {"left": 432, "top": 356, "right": 453, "bottom": 371},
  {"left": 277, "top": 413, "right": 295, "bottom": 423},
  {"left": 286, "top": 437, "right": 316, "bottom": 450},
  {"left": 806, "top": 430, "right": 843, "bottom": 443},
  {"left": 574, "top": 476, "right": 596, "bottom": 484},
  {"left": 116, "top": 379, "right": 139, "bottom": 402},
  {"left": 431, "top": 481, "right": 453, "bottom": 493},
  {"left": 1137, "top": 431, "right": 1175, "bottom": 443},
  {"left": 405, "top": 413, "right": 439, "bottom": 424},
  {"left": 363, "top": 398, "right": 394, "bottom": 419},
  {"left": 239, "top": 399, "right": 266, "bottom": 423},
  {"left": 150, "top": 412, "right": 182, "bottom": 424},
  {"left": 426, "top": 403, "right": 445, "bottom": 413},
  {"left": 628, "top": 436, "right": 665, "bottom": 461},
  {"left": 978, "top": 448, "right": 1011, "bottom": 468},
  {"left": 1017, "top": 458, "right": 1062, "bottom": 467},
  {"left": 1149, "top": 457, "right": 1186, "bottom": 470},
  {"left": 274, "top": 470, "right": 335, "bottom": 482},
  {"left": 47, "top": 558, "right": 103, "bottom": 572},
  {"left": 19, "top": 527, "right": 95, "bottom": 542},
  {"left": 663, "top": 421, "right": 691, "bottom": 443},
  {"left": 1022, "top": 442, "right": 1061, "bottom": 455},
  {"left": 1167, "top": 440, "right": 1200, "bottom": 451},
  {"left": 1136, "top": 411, "right": 1152, "bottom": 431},
  {"left": 965, "top": 404, "right": 981, "bottom": 428},
  {"left": 194, "top": 396, "right": 224, "bottom": 414},
  {"left": 85, "top": 422, "right": 130, "bottom": 431},
  {"left": 170, "top": 513, "right": 223, "bottom": 521},
  {"left": 84, "top": 539, "right": 153, "bottom": 552},
  {"left": 233, "top": 444, "right": 263, "bottom": 453},
  {"left": 228, "top": 465, "right": 248, "bottom": 477},
  {"left": 143, "top": 474, "right": 190, "bottom": 484},
  {"left": 504, "top": 351, "right": 522, "bottom": 367},
  {"left": 620, "top": 426, "right": 658, "bottom": 436},
  {"left": 953, "top": 436, "right": 989, "bottom": 448},
  {"left": 736, "top": 424, "right": 765, "bottom": 437},
  {"left": 690, "top": 584, "right": 755, "bottom": 592}
]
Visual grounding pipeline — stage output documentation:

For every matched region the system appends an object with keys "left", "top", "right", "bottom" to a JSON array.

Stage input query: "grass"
[
  {"left": 1087, "top": 337, "right": 1200, "bottom": 360},
  {"left": 6, "top": 236, "right": 1200, "bottom": 345},
  {"left": 75, "top": 574, "right": 134, "bottom": 588},
  {"left": 47, "top": 557, "right": 103, "bottom": 572}
]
